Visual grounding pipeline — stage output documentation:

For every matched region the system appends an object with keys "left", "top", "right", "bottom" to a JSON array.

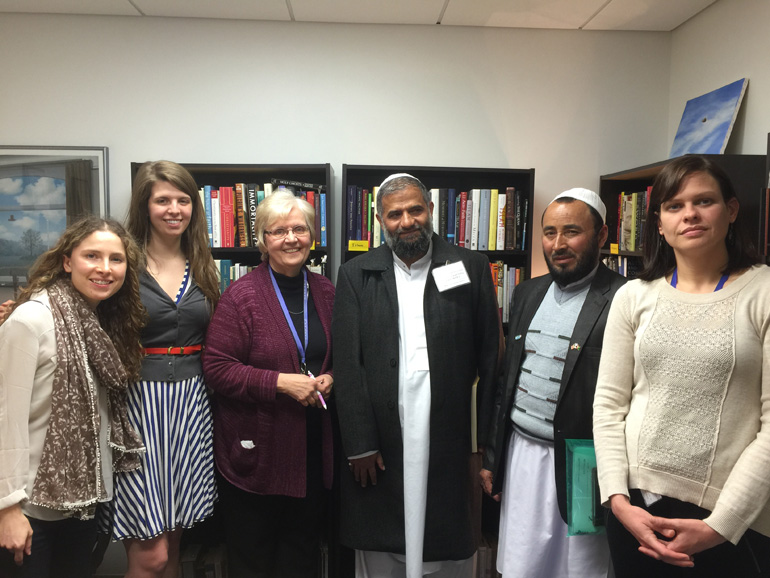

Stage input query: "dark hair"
[
  {"left": 13, "top": 215, "right": 146, "bottom": 379},
  {"left": 127, "top": 160, "right": 219, "bottom": 307},
  {"left": 639, "top": 155, "right": 760, "bottom": 281},
  {"left": 541, "top": 197, "right": 604, "bottom": 235}
]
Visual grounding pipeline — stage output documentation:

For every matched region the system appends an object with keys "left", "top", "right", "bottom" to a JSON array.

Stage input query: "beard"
[
  {"left": 544, "top": 236, "right": 601, "bottom": 286},
  {"left": 383, "top": 219, "right": 434, "bottom": 262}
]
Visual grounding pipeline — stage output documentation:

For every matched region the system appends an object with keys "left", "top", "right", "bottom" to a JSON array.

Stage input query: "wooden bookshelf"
[
  {"left": 599, "top": 154, "right": 766, "bottom": 277},
  {"left": 340, "top": 164, "right": 535, "bottom": 319},
  {"left": 130, "top": 162, "right": 333, "bottom": 279}
]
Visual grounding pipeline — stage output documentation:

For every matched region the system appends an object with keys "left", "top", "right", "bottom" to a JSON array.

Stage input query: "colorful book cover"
[
  {"left": 458, "top": 191, "right": 468, "bottom": 248},
  {"left": 204, "top": 185, "right": 213, "bottom": 247},
  {"left": 487, "top": 189, "right": 498, "bottom": 251},
  {"left": 320, "top": 192, "right": 327, "bottom": 247},
  {"left": 211, "top": 189, "right": 221, "bottom": 248},
  {"left": 496, "top": 191, "right": 506, "bottom": 251},
  {"left": 478, "top": 189, "right": 491, "bottom": 251},
  {"left": 447, "top": 189, "right": 457, "bottom": 245}
]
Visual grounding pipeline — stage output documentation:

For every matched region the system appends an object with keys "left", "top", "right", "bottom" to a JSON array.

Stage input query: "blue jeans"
[{"left": 0, "top": 515, "right": 98, "bottom": 578}]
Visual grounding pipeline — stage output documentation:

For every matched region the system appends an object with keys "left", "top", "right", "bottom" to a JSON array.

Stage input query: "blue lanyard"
[
  {"left": 671, "top": 268, "right": 729, "bottom": 291},
  {"left": 269, "top": 267, "right": 309, "bottom": 374}
]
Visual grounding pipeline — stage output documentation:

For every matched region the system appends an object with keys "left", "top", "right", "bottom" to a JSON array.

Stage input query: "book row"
[
  {"left": 345, "top": 185, "right": 529, "bottom": 253},
  {"left": 201, "top": 178, "right": 328, "bottom": 250},
  {"left": 215, "top": 255, "right": 328, "bottom": 293},
  {"left": 616, "top": 187, "right": 651, "bottom": 252},
  {"left": 602, "top": 255, "right": 642, "bottom": 278},
  {"left": 491, "top": 262, "right": 525, "bottom": 324}
]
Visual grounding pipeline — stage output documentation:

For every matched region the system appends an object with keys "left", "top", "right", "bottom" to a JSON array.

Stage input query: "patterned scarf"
[{"left": 29, "top": 278, "right": 144, "bottom": 519}]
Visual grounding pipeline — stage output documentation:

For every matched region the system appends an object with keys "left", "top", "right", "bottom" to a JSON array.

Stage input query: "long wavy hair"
[
  {"left": 12, "top": 216, "right": 146, "bottom": 379},
  {"left": 127, "top": 160, "right": 220, "bottom": 307},
  {"left": 639, "top": 155, "right": 760, "bottom": 281}
]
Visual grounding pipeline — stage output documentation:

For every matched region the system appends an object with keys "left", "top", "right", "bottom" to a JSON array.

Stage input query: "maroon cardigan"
[{"left": 203, "top": 263, "right": 335, "bottom": 497}]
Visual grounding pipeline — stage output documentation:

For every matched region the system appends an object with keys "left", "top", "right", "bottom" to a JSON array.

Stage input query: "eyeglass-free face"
[{"left": 264, "top": 207, "right": 312, "bottom": 277}]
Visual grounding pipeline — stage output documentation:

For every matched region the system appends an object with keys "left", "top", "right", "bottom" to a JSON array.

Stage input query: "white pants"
[
  {"left": 356, "top": 550, "right": 474, "bottom": 578},
  {"left": 497, "top": 430, "right": 611, "bottom": 578}
]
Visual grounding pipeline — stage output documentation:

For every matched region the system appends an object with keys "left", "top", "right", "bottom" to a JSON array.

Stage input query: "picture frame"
[{"left": 0, "top": 145, "right": 109, "bottom": 300}]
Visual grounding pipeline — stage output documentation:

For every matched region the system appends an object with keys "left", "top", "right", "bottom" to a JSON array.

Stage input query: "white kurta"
[{"left": 357, "top": 246, "right": 472, "bottom": 578}]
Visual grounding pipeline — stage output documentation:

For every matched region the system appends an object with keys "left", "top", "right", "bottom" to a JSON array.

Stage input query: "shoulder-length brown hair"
[
  {"left": 639, "top": 155, "right": 760, "bottom": 281},
  {"left": 127, "top": 160, "right": 219, "bottom": 307},
  {"left": 13, "top": 215, "right": 146, "bottom": 379}
]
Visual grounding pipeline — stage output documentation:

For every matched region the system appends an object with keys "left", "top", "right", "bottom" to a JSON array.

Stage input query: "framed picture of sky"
[
  {"left": 0, "top": 146, "right": 109, "bottom": 301},
  {"left": 670, "top": 78, "right": 748, "bottom": 158}
]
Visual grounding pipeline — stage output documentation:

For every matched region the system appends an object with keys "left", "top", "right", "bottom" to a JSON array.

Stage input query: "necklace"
[{"left": 288, "top": 307, "right": 304, "bottom": 315}]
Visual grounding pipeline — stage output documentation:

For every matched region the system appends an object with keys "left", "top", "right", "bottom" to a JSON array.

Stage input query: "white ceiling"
[{"left": 0, "top": 0, "right": 718, "bottom": 31}]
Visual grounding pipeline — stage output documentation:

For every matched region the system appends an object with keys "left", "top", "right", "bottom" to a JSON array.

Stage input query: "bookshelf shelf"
[
  {"left": 341, "top": 164, "right": 534, "bottom": 267},
  {"left": 599, "top": 153, "right": 766, "bottom": 278},
  {"left": 130, "top": 162, "right": 333, "bottom": 279}
]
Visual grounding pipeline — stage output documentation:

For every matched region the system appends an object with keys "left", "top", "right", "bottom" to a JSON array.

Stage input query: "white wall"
[
  {"left": 670, "top": 0, "right": 770, "bottom": 157},
  {"left": 0, "top": 14, "right": 671, "bottom": 276}
]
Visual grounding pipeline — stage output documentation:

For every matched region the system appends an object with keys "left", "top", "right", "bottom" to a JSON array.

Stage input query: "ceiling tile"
[
  {"left": 132, "top": 0, "right": 290, "bottom": 21},
  {"left": 0, "top": 0, "right": 140, "bottom": 16},
  {"left": 291, "top": 0, "right": 447, "bottom": 25},
  {"left": 441, "top": 0, "right": 609, "bottom": 29},
  {"left": 583, "top": 0, "right": 717, "bottom": 31}
]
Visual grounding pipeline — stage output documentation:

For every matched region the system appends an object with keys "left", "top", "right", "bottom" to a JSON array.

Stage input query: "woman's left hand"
[
  {"left": 651, "top": 517, "right": 726, "bottom": 558},
  {"left": 315, "top": 374, "right": 333, "bottom": 397}
]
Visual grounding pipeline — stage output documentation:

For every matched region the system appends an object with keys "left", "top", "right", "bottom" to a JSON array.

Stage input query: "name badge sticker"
[{"left": 432, "top": 261, "right": 471, "bottom": 292}]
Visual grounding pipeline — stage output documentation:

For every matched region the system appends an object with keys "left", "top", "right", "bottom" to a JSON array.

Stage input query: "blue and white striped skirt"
[{"left": 109, "top": 375, "right": 217, "bottom": 540}]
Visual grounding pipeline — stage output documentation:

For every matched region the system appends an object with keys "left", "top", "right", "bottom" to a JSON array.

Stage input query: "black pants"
[
  {"left": 218, "top": 474, "right": 328, "bottom": 578},
  {"left": 607, "top": 490, "right": 770, "bottom": 577},
  {"left": 0, "top": 516, "right": 98, "bottom": 578}
]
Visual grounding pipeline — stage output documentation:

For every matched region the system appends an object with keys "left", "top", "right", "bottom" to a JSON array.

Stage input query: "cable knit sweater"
[{"left": 594, "top": 264, "right": 770, "bottom": 544}]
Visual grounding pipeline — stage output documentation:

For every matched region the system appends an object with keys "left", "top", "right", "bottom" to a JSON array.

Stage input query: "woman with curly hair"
[
  {"left": 0, "top": 215, "right": 146, "bottom": 577},
  {"left": 109, "top": 161, "right": 219, "bottom": 578}
]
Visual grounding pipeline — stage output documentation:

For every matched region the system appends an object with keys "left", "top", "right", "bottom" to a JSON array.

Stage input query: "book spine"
[
  {"left": 430, "top": 189, "right": 440, "bottom": 230},
  {"left": 211, "top": 189, "right": 221, "bottom": 248},
  {"left": 356, "top": 187, "right": 363, "bottom": 241},
  {"left": 235, "top": 183, "right": 248, "bottom": 248},
  {"left": 220, "top": 186, "right": 235, "bottom": 248},
  {"left": 465, "top": 198, "right": 474, "bottom": 248},
  {"left": 448, "top": 189, "right": 457, "bottom": 245},
  {"left": 515, "top": 190, "right": 523, "bottom": 250},
  {"left": 504, "top": 187, "right": 515, "bottom": 250},
  {"left": 438, "top": 189, "right": 449, "bottom": 241},
  {"left": 246, "top": 184, "right": 258, "bottom": 246},
  {"left": 372, "top": 186, "right": 381, "bottom": 248},
  {"left": 362, "top": 189, "right": 370, "bottom": 245},
  {"left": 496, "top": 191, "right": 506, "bottom": 251},
  {"left": 270, "top": 178, "right": 326, "bottom": 192},
  {"left": 458, "top": 192, "right": 468, "bottom": 248},
  {"left": 470, "top": 189, "right": 481, "bottom": 250},
  {"left": 487, "top": 189, "right": 498, "bottom": 251},
  {"left": 478, "top": 189, "right": 491, "bottom": 251},
  {"left": 346, "top": 185, "right": 356, "bottom": 243},
  {"left": 320, "top": 192, "right": 327, "bottom": 247},
  {"left": 204, "top": 185, "right": 213, "bottom": 247}
]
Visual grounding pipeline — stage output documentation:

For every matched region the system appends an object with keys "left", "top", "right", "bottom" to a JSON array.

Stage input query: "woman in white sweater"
[
  {"left": 593, "top": 155, "right": 770, "bottom": 577},
  {"left": 0, "top": 216, "right": 146, "bottom": 578}
]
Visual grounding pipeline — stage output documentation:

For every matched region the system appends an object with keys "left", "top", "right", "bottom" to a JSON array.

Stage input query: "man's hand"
[
  {"left": 479, "top": 468, "right": 501, "bottom": 502},
  {"left": 609, "top": 495, "right": 694, "bottom": 568},
  {"left": 349, "top": 452, "right": 385, "bottom": 488},
  {"left": 0, "top": 504, "right": 33, "bottom": 565}
]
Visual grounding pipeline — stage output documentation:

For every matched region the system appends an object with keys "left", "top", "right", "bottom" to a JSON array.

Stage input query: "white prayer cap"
[
  {"left": 549, "top": 188, "right": 606, "bottom": 224},
  {"left": 379, "top": 173, "right": 421, "bottom": 189}
]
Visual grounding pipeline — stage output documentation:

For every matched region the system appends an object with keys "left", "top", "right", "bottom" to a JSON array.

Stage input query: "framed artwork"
[
  {"left": 670, "top": 78, "right": 748, "bottom": 158},
  {"left": 0, "top": 145, "right": 109, "bottom": 300}
]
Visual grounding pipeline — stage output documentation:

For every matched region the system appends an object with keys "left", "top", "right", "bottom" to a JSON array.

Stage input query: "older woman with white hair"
[{"left": 203, "top": 190, "right": 335, "bottom": 577}]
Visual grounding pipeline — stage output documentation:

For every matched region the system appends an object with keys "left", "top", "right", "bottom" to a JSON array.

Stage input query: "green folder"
[{"left": 565, "top": 439, "right": 605, "bottom": 536}]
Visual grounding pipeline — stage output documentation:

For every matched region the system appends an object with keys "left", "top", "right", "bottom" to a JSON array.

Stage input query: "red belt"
[{"left": 143, "top": 344, "right": 204, "bottom": 355}]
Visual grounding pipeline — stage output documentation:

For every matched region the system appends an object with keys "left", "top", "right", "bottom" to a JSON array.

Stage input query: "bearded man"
[
  {"left": 480, "top": 188, "right": 627, "bottom": 577},
  {"left": 333, "top": 173, "right": 502, "bottom": 578}
]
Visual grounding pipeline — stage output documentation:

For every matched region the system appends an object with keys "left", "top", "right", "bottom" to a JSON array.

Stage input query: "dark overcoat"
[
  {"left": 483, "top": 263, "right": 626, "bottom": 521},
  {"left": 332, "top": 234, "right": 501, "bottom": 561}
]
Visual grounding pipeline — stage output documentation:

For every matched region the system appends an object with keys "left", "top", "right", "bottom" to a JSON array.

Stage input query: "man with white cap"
[
  {"left": 480, "top": 188, "right": 626, "bottom": 577},
  {"left": 333, "top": 173, "right": 502, "bottom": 578}
]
